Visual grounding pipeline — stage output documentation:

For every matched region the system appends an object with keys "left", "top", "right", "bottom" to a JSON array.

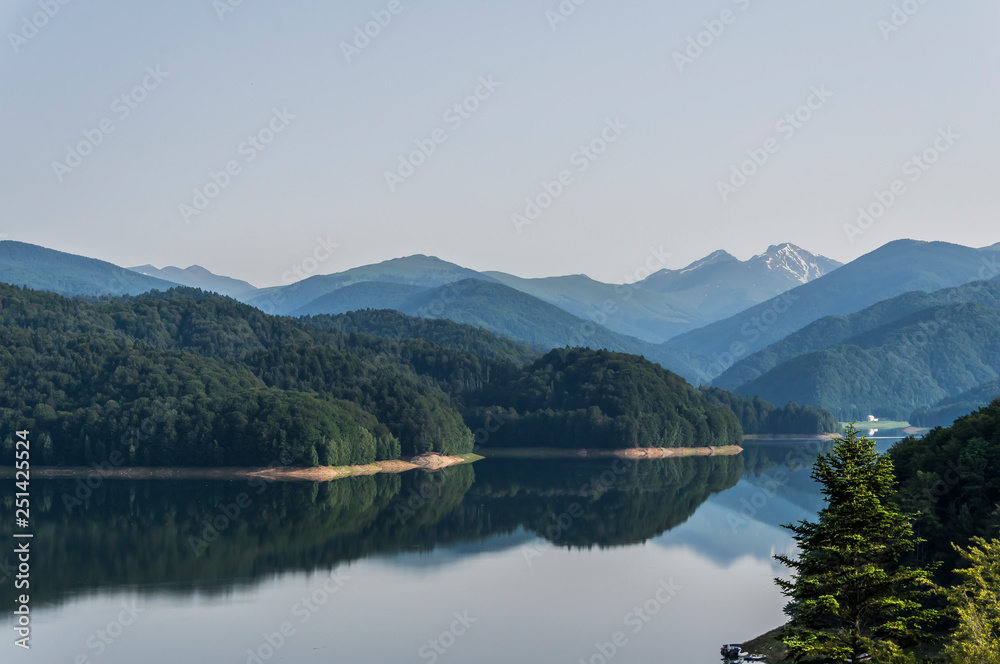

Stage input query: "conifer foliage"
[{"left": 775, "top": 425, "right": 938, "bottom": 662}]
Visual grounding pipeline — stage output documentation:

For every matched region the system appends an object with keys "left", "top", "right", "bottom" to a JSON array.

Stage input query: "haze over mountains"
[
  {"left": 635, "top": 243, "right": 842, "bottom": 325},
  {"left": 713, "top": 278, "right": 1000, "bottom": 391},
  {"left": 129, "top": 264, "right": 257, "bottom": 299},
  {"left": 666, "top": 240, "right": 1000, "bottom": 362},
  {"left": 2, "top": 239, "right": 839, "bottom": 342},
  {"left": 4, "top": 237, "right": 1000, "bottom": 424},
  {"left": 243, "top": 242, "right": 840, "bottom": 343},
  {"left": 0, "top": 241, "right": 176, "bottom": 296},
  {"left": 244, "top": 254, "right": 491, "bottom": 315}
]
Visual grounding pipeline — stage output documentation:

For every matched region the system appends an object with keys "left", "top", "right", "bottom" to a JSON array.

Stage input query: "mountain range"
[
  {"left": 666, "top": 240, "right": 1000, "bottom": 369},
  {"left": 734, "top": 300, "right": 1000, "bottom": 420},
  {"left": 299, "top": 278, "right": 713, "bottom": 384},
  {"left": 4, "top": 237, "right": 1000, "bottom": 425},
  {"left": 713, "top": 278, "right": 1000, "bottom": 391},
  {"left": 1, "top": 240, "right": 838, "bottom": 349},
  {"left": 635, "top": 244, "right": 842, "bottom": 323},
  {"left": 0, "top": 241, "right": 176, "bottom": 296},
  {"left": 243, "top": 243, "right": 840, "bottom": 343},
  {"left": 129, "top": 264, "right": 257, "bottom": 298}
]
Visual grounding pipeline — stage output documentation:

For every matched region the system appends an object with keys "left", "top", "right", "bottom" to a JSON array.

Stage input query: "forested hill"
[
  {"left": 0, "top": 284, "right": 481, "bottom": 466},
  {"left": 891, "top": 399, "right": 1000, "bottom": 578},
  {"left": 733, "top": 302, "right": 1000, "bottom": 420},
  {"left": 467, "top": 348, "right": 744, "bottom": 449},
  {"left": 910, "top": 378, "right": 1000, "bottom": 428},
  {"left": 300, "top": 309, "right": 539, "bottom": 365},
  {"left": 0, "top": 284, "right": 774, "bottom": 466},
  {"left": 713, "top": 278, "right": 1000, "bottom": 391},
  {"left": 698, "top": 387, "right": 839, "bottom": 435}
]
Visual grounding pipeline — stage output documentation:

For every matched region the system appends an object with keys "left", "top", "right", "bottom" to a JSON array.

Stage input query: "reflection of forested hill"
[
  {"left": 464, "top": 456, "right": 742, "bottom": 546},
  {"left": 714, "top": 439, "right": 900, "bottom": 532},
  {"left": 0, "top": 469, "right": 470, "bottom": 607},
  {"left": 2, "top": 455, "right": 741, "bottom": 607}
]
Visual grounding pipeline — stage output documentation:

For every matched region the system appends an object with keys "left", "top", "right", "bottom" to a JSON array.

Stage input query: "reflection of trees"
[
  {"left": 739, "top": 440, "right": 833, "bottom": 478},
  {"left": 3, "top": 455, "right": 742, "bottom": 606},
  {"left": 464, "top": 456, "right": 743, "bottom": 546}
]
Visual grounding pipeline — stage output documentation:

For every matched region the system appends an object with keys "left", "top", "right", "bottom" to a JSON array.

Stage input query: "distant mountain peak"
[
  {"left": 645, "top": 244, "right": 838, "bottom": 285},
  {"left": 762, "top": 242, "right": 800, "bottom": 254},
  {"left": 385, "top": 254, "right": 445, "bottom": 263},
  {"left": 679, "top": 250, "right": 738, "bottom": 273},
  {"left": 180, "top": 265, "right": 218, "bottom": 277},
  {"left": 127, "top": 264, "right": 257, "bottom": 297},
  {"left": 749, "top": 243, "right": 840, "bottom": 285}
]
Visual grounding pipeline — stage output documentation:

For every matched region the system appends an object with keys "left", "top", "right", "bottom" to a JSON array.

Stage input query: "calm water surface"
[{"left": 2, "top": 438, "right": 901, "bottom": 663}]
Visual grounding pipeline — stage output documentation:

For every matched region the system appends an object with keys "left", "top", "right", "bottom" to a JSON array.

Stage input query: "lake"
[{"left": 2, "top": 438, "right": 901, "bottom": 663}]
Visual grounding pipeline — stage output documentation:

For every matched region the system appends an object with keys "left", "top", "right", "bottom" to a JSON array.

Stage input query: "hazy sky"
[{"left": 3, "top": 0, "right": 998, "bottom": 287}]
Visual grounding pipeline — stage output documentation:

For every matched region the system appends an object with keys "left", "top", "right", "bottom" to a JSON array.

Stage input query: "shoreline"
[
  {"left": 742, "top": 433, "right": 839, "bottom": 441},
  {"left": 741, "top": 626, "right": 789, "bottom": 662},
  {"left": 16, "top": 453, "right": 484, "bottom": 483},
  {"left": 477, "top": 445, "right": 743, "bottom": 460},
  {"left": 10, "top": 445, "right": 746, "bottom": 483}
]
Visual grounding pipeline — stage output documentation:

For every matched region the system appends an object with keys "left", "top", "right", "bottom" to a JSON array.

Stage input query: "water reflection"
[
  {"left": 5, "top": 441, "right": 906, "bottom": 664},
  {"left": 2, "top": 454, "right": 745, "bottom": 607}
]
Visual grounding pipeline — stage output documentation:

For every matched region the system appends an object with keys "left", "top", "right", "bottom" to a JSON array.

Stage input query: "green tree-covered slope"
[
  {"left": 0, "top": 284, "right": 478, "bottom": 463},
  {"left": 714, "top": 279, "right": 1000, "bottom": 391},
  {"left": 467, "top": 348, "right": 742, "bottom": 449},
  {"left": 0, "top": 284, "right": 768, "bottom": 466},
  {"left": 300, "top": 308, "right": 539, "bottom": 365},
  {"left": 698, "top": 387, "right": 839, "bottom": 434},
  {"left": 734, "top": 303, "right": 1000, "bottom": 420},
  {"left": 891, "top": 400, "right": 1000, "bottom": 578},
  {"left": 911, "top": 378, "right": 1000, "bottom": 428}
]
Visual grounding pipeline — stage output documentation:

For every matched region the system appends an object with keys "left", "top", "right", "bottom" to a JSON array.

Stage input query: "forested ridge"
[
  {"left": 0, "top": 284, "right": 830, "bottom": 467},
  {"left": 698, "top": 387, "right": 839, "bottom": 434},
  {"left": 713, "top": 278, "right": 1000, "bottom": 391},
  {"left": 465, "top": 348, "right": 743, "bottom": 448},
  {"left": 300, "top": 308, "right": 540, "bottom": 366},
  {"left": 910, "top": 378, "right": 1000, "bottom": 428},
  {"left": 735, "top": 302, "right": 1000, "bottom": 420},
  {"left": 0, "top": 284, "right": 478, "bottom": 465},
  {"left": 891, "top": 399, "right": 1000, "bottom": 579}
]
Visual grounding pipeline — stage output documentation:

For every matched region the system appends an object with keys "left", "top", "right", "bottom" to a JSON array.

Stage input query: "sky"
[{"left": 2, "top": 0, "right": 998, "bottom": 288}]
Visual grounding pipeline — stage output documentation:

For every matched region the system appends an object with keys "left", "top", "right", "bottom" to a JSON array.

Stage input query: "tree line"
[{"left": 0, "top": 284, "right": 837, "bottom": 467}]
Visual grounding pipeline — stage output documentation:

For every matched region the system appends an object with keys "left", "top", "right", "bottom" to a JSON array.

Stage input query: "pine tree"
[
  {"left": 942, "top": 537, "right": 1000, "bottom": 664},
  {"left": 775, "top": 425, "right": 938, "bottom": 663}
]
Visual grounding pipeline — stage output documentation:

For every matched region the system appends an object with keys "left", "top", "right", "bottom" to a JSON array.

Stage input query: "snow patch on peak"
[{"left": 749, "top": 243, "right": 827, "bottom": 284}]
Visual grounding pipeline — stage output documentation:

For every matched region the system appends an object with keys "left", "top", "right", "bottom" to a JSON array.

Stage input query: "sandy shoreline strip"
[
  {"left": 20, "top": 445, "right": 745, "bottom": 483},
  {"left": 478, "top": 445, "right": 743, "bottom": 460},
  {"left": 612, "top": 445, "right": 743, "bottom": 459},
  {"left": 25, "top": 453, "right": 483, "bottom": 483}
]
